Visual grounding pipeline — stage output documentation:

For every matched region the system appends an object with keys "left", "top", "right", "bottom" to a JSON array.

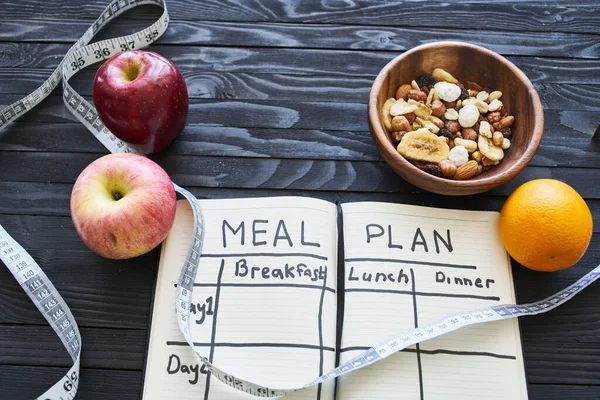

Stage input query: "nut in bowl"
[{"left": 368, "top": 41, "right": 544, "bottom": 196}]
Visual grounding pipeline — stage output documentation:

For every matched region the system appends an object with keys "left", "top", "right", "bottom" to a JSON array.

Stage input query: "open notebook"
[{"left": 142, "top": 197, "right": 527, "bottom": 400}]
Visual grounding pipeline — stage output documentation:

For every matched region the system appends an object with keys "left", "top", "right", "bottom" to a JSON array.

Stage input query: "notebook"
[{"left": 141, "top": 197, "right": 528, "bottom": 400}]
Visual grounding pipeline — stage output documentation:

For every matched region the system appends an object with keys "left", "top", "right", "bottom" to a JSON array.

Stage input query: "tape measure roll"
[
  {"left": 1, "top": 0, "right": 599, "bottom": 398},
  {"left": 0, "top": 0, "right": 167, "bottom": 398}
]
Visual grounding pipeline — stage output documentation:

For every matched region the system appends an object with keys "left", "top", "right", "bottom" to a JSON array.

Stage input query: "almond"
[{"left": 454, "top": 160, "right": 479, "bottom": 180}]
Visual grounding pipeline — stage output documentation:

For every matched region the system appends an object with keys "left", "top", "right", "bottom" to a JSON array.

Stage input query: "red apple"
[
  {"left": 70, "top": 153, "right": 177, "bottom": 259},
  {"left": 92, "top": 50, "right": 188, "bottom": 154}
]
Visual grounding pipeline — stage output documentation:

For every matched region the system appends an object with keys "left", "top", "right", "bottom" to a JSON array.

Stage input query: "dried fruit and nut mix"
[{"left": 381, "top": 68, "right": 515, "bottom": 180}]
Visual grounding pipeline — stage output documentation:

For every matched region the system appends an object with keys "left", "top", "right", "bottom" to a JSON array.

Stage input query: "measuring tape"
[{"left": 1, "top": 0, "right": 599, "bottom": 398}]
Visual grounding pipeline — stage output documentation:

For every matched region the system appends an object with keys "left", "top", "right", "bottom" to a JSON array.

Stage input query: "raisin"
[
  {"left": 459, "top": 88, "right": 469, "bottom": 101},
  {"left": 417, "top": 73, "right": 436, "bottom": 88},
  {"left": 501, "top": 127, "right": 512, "bottom": 138},
  {"left": 423, "top": 164, "right": 443, "bottom": 177},
  {"left": 438, "top": 128, "right": 453, "bottom": 139}
]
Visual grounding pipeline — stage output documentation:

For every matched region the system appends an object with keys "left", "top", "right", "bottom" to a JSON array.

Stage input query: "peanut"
[
  {"left": 488, "top": 90, "right": 503, "bottom": 101},
  {"left": 444, "top": 108, "right": 459, "bottom": 120},
  {"left": 475, "top": 99, "right": 489, "bottom": 114},
  {"left": 488, "top": 99, "right": 503, "bottom": 112},
  {"left": 493, "top": 131, "right": 504, "bottom": 147},
  {"left": 476, "top": 91, "right": 489, "bottom": 102},
  {"left": 454, "top": 137, "right": 478, "bottom": 153}
]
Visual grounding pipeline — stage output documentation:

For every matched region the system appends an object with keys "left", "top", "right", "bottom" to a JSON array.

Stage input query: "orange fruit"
[{"left": 499, "top": 179, "right": 593, "bottom": 272}]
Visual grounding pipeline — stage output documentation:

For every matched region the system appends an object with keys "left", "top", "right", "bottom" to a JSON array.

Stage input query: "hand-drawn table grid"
[
  {"left": 165, "top": 203, "right": 337, "bottom": 400},
  {"left": 341, "top": 258, "right": 514, "bottom": 400}
]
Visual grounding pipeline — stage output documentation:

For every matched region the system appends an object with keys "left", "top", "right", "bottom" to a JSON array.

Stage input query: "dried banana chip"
[
  {"left": 381, "top": 98, "right": 396, "bottom": 130},
  {"left": 407, "top": 99, "right": 432, "bottom": 119},
  {"left": 478, "top": 135, "right": 504, "bottom": 161},
  {"left": 397, "top": 128, "right": 449, "bottom": 163},
  {"left": 390, "top": 99, "right": 418, "bottom": 116}
]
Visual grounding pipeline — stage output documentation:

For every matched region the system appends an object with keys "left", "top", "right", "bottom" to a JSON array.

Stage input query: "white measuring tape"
[{"left": 1, "top": 0, "right": 599, "bottom": 398}]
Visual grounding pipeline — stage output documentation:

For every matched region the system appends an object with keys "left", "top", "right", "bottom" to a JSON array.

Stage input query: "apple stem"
[{"left": 112, "top": 191, "right": 123, "bottom": 201}]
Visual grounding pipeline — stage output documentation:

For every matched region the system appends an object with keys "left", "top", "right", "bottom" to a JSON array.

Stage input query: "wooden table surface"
[{"left": 1, "top": 0, "right": 599, "bottom": 398}]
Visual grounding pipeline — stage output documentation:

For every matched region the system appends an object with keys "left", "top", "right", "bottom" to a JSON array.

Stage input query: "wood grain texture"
[
  {"left": 0, "top": 99, "right": 599, "bottom": 171},
  {"left": 0, "top": 325, "right": 146, "bottom": 370},
  {"left": 0, "top": 366, "right": 142, "bottom": 400},
  {"left": 529, "top": 385, "right": 600, "bottom": 400},
  {"left": 1, "top": 180, "right": 600, "bottom": 222},
  {"left": 0, "top": 249, "right": 156, "bottom": 328},
  {"left": 0, "top": 66, "right": 588, "bottom": 105},
  {"left": 1, "top": 151, "right": 600, "bottom": 197},
  {"left": 1, "top": 42, "right": 600, "bottom": 83},
  {"left": 0, "top": 0, "right": 598, "bottom": 34},
  {"left": 2, "top": 18, "right": 600, "bottom": 59},
  {"left": 4, "top": 70, "right": 600, "bottom": 112},
  {"left": 1, "top": 0, "right": 599, "bottom": 397},
  {"left": 1, "top": 364, "right": 598, "bottom": 400}
]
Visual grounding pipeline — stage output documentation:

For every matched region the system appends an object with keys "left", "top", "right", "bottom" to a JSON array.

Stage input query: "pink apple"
[
  {"left": 70, "top": 153, "right": 177, "bottom": 259},
  {"left": 92, "top": 50, "right": 188, "bottom": 154}
]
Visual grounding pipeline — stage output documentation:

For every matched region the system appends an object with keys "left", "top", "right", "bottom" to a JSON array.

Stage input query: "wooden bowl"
[{"left": 368, "top": 41, "right": 544, "bottom": 196}]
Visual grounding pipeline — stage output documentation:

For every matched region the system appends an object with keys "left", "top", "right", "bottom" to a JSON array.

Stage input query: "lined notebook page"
[
  {"left": 337, "top": 202, "right": 527, "bottom": 400},
  {"left": 142, "top": 197, "right": 338, "bottom": 400}
]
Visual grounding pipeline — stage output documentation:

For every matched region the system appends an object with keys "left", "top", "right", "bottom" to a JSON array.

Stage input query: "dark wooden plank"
[
  {"left": 4, "top": 70, "right": 600, "bottom": 112},
  {"left": 529, "top": 385, "right": 600, "bottom": 400},
  {"left": 1, "top": 365, "right": 599, "bottom": 400},
  {"left": 537, "top": 84, "right": 600, "bottom": 111},
  {"left": 0, "top": 365, "right": 142, "bottom": 400},
  {"left": 1, "top": 151, "right": 600, "bottom": 197},
  {"left": 2, "top": 18, "right": 600, "bottom": 59},
  {"left": 2, "top": 93, "right": 598, "bottom": 134},
  {"left": 0, "top": 325, "right": 146, "bottom": 370},
  {"left": 0, "top": 0, "right": 598, "bottom": 34},
  {"left": 1, "top": 95, "right": 599, "bottom": 169},
  {"left": 1, "top": 322, "right": 599, "bottom": 385},
  {"left": 0, "top": 118, "right": 598, "bottom": 169},
  {"left": 1, "top": 43, "right": 599, "bottom": 83},
  {"left": 2, "top": 181, "right": 600, "bottom": 229},
  {"left": 524, "top": 343, "right": 600, "bottom": 385},
  {"left": 0, "top": 214, "right": 157, "bottom": 328}
]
